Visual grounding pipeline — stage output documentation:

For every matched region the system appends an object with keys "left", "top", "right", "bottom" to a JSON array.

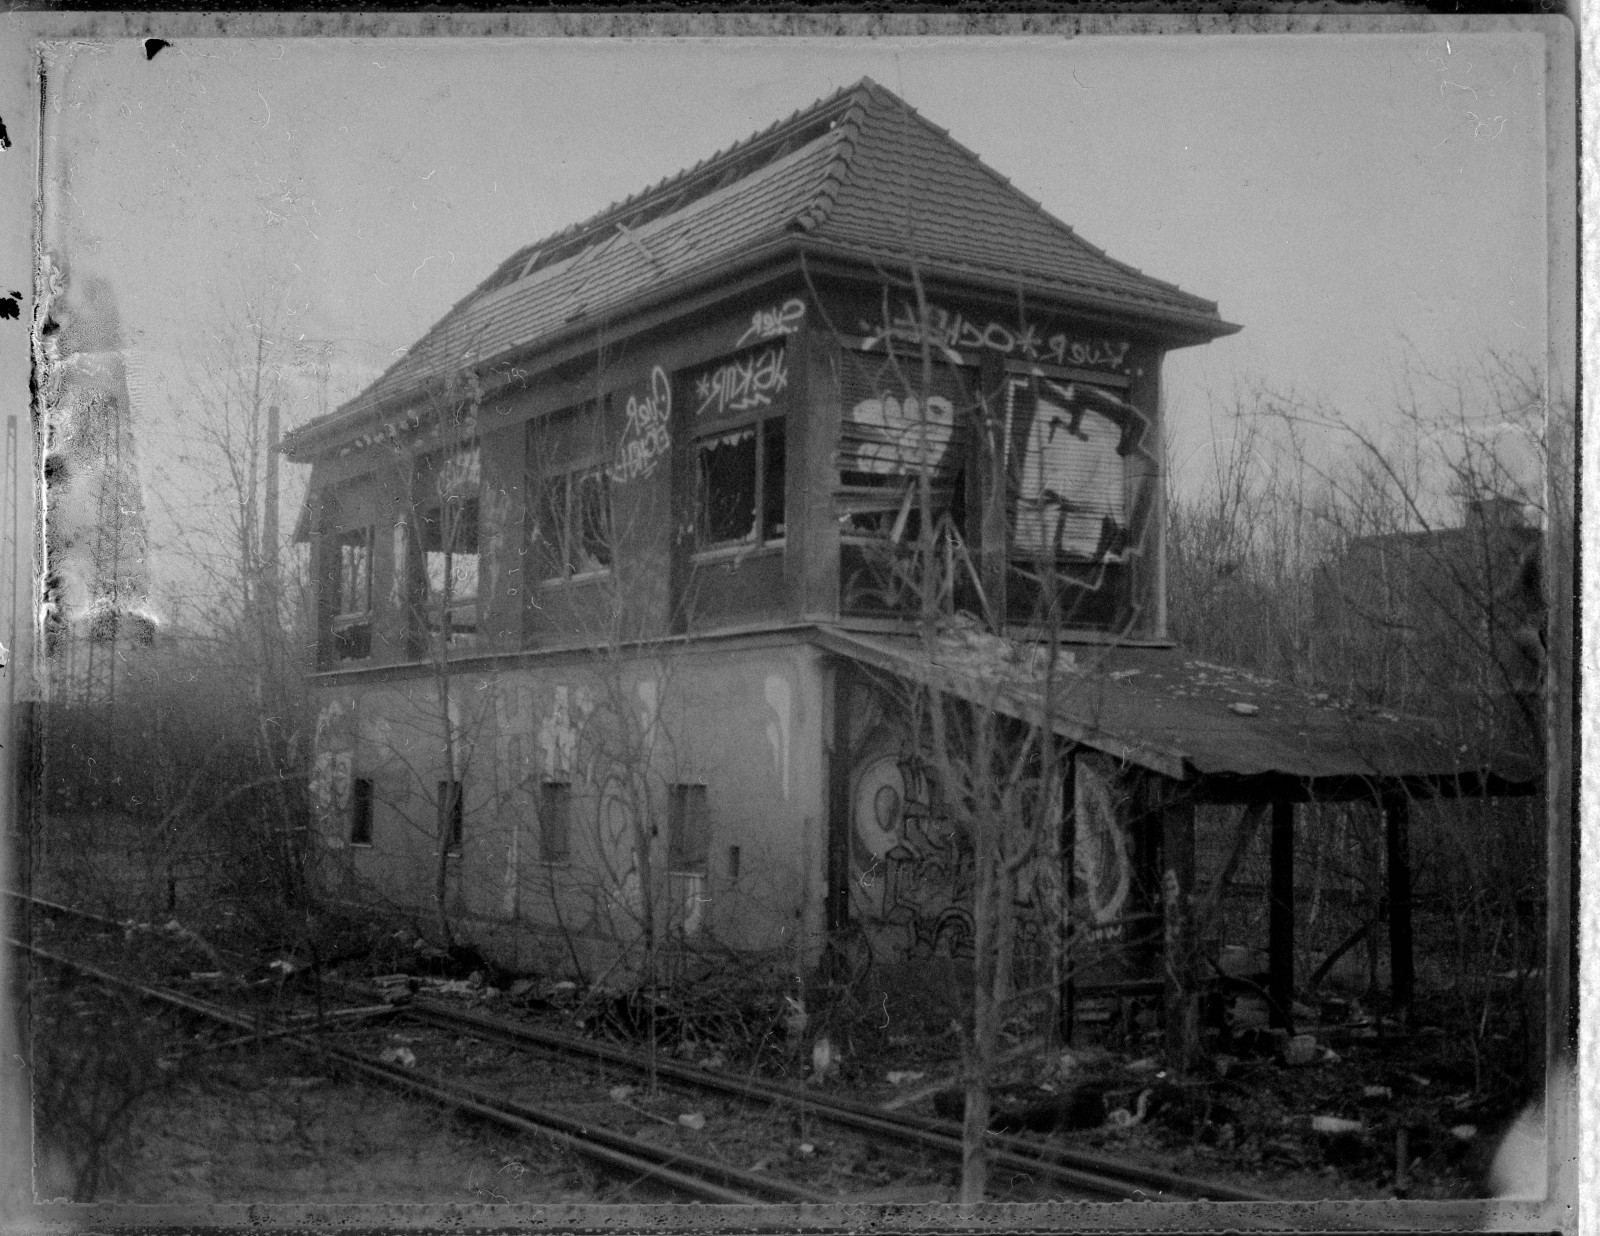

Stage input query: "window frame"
[
  {"left": 692, "top": 415, "right": 787, "bottom": 558},
  {"left": 534, "top": 462, "right": 615, "bottom": 584},
  {"left": 539, "top": 780, "right": 573, "bottom": 865},
  {"left": 349, "top": 777, "right": 374, "bottom": 847},
  {"left": 330, "top": 524, "right": 375, "bottom": 662},
  {"left": 414, "top": 494, "right": 482, "bottom": 646},
  {"left": 667, "top": 783, "right": 710, "bottom": 875}
]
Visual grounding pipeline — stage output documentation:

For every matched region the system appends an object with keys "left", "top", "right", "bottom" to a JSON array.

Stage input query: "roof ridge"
[{"left": 792, "top": 89, "right": 870, "bottom": 234}]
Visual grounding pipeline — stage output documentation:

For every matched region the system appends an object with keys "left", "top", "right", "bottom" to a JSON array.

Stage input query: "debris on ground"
[
  {"left": 676, "top": 1112, "right": 706, "bottom": 1131},
  {"left": 380, "top": 1046, "right": 417, "bottom": 1068}
]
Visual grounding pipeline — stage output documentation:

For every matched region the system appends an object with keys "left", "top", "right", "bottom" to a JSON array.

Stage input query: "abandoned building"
[{"left": 284, "top": 80, "right": 1538, "bottom": 1059}]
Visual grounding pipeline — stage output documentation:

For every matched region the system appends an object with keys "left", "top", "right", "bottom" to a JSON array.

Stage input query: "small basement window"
[
  {"left": 332, "top": 527, "right": 373, "bottom": 661},
  {"left": 540, "top": 781, "right": 571, "bottom": 864},
  {"left": 696, "top": 419, "right": 785, "bottom": 550},
  {"left": 418, "top": 499, "right": 480, "bottom": 644},
  {"left": 668, "top": 783, "right": 709, "bottom": 874},
  {"left": 538, "top": 466, "right": 613, "bottom": 579},
  {"left": 438, "top": 780, "right": 464, "bottom": 855},
  {"left": 350, "top": 778, "right": 374, "bottom": 846}
]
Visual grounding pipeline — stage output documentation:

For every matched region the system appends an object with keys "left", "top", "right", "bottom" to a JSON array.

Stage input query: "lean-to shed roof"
[{"left": 814, "top": 626, "right": 1538, "bottom": 799}]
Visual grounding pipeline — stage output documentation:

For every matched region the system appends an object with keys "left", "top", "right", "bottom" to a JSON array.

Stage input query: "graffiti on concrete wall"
[
  {"left": 848, "top": 750, "right": 976, "bottom": 959},
  {"left": 609, "top": 366, "right": 672, "bottom": 485},
  {"left": 1073, "top": 752, "right": 1133, "bottom": 942},
  {"left": 735, "top": 297, "right": 806, "bottom": 348},
  {"left": 692, "top": 343, "right": 787, "bottom": 420},
  {"left": 859, "top": 298, "right": 1132, "bottom": 372}
]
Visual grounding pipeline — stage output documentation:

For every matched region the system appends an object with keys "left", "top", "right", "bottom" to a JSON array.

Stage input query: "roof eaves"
[
  {"left": 283, "top": 237, "right": 808, "bottom": 460},
  {"left": 791, "top": 236, "right": 1239, "bottom": 340}
]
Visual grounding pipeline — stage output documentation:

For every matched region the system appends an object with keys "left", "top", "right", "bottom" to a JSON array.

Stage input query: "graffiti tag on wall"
[
  {"left": 860, "top": 299, "right": 1132, "bottom": 372},
  {"left": 735, "top": 297, "right": 806, "bottom": 348},
  {"left": 609, "top": 365, "right": 672, "bottom": 484},
  {"left": 1073, "top": 752, "right": 1133, "bottom": 942},
  {"left": 849, "top": 751, "right": 975, "bottom": 959},
  {"left": 692, "top": 343, "right": 787, "bottom": 420}
]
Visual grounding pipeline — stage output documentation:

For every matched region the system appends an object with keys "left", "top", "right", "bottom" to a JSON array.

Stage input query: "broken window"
[
  {"left": 540, "top": 781, "right": 571, "bottom": 864},
  {"left": 667, "top": 783, "right": 709, "bottom": 874},
  {"left": 350, "top": 777, "right": 374, "bottom": 846},
  {"left": 682, "top": 343, "right": 789, "bottom": 553},
  {"left": 536, "top": 466, "right": 613, "bottom": 578},
  {"left": 1006, "top": 377, "right": 1134, "bottom": 562},
  {"left": 837, "top": 347, "right": 975, "bottom": 615},
  {"left": 332, "top": 526, "right": 373, "bottom": 661},
  {"left": 416, "top": 498, "right": 480, "bottom": 645},
  {"left": 695, "top": 419, "right": 785, "bottom": 549}
]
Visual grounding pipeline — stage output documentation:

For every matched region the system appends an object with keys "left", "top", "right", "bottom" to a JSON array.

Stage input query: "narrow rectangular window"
[
  {"left": 697, "top": 427, "right": 758, "bottom": 545},
  {"left": 438, "top": 780, "right": 463, "bottom": 854},
  {"left": 540, "top": 781, "right": 571, "bottom": 864},
  {"left": 695, "top": 418, "right": 786, "bottom": 550},
  {"left": 537, "top": 468, "right": 612, "bottom": 579},
  {"left": 350, "top": 778, "right": 374, "bottom": 846},
  {"left": 332, "top": 526, "right": 374, "bottom": 661},
  {"left": 419, "top": 499, "right": 480, "bottom": 642},
  {"left": 668, "top": 784, "right": 709, "bottom": 873},
  {"left": 727, "top": 844, "right": 741, "bottom": 881}
]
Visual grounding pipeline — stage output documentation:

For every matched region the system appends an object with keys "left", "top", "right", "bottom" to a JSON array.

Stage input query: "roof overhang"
[{"left": 282, "top": 236, "right": 1238, "bottom": 465}]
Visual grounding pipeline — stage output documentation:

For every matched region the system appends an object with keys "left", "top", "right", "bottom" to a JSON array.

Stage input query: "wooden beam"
[
  {"left": 1161, "top": 792, "right": 1200, "bottom": 1074},
  {"left": 1384, "top": 793, "right": 1414, "bottom": 1026},
  {"left": 1267, "top": 799, "right": 1296, "bottom": 1032}
]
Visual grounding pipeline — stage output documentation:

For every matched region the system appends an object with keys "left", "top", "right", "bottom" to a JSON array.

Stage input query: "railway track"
[
  {"left": 9, "top": 890, "right": 1273, "bottom": 1204},
  {"left": 362, "top": 983, "right": 1271, "bottom": 1203},
  {"left": 10, "top": 932, "right": 826, "bottom": 1205}
]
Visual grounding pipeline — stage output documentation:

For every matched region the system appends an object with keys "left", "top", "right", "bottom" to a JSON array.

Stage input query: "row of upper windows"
[
  {"left": 324, "top": 344, "right": 794, "bottom": 662},
  {"left": 322, "top": 341, "right": 1143, "bottom": 660}
]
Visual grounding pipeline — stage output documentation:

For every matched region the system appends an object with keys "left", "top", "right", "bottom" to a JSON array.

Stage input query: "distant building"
[{"left": 1313, "top": 496, "right": 1545, "bottom": 756}]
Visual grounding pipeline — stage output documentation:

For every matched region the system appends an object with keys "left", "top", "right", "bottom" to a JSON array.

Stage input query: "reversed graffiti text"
[
  {"left": 610, "top": 365, "right": 672, "bottom": 484},
  {"left": 860, "top": 299, "right": 1131, "bottom": 371},
  {"left": 735, "top": 297, "right": 806, "bottom": 348},
  {"left": 693, "top": 344, "right": 787, "bottom": 420}
]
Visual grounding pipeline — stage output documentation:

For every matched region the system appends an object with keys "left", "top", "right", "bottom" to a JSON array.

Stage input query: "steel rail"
[
  {"left": 379, "top": 990, "right": 1272, "bottom": 1202},
  {"left": 10, "top": 938, "right": 826, "bottom": 1206}
]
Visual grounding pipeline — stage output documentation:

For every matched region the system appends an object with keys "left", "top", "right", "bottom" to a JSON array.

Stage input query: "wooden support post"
[
  {"left": 1055, "top": 754, "right": 1076, "bottom": 1046},
  {"left": 1161, "top": 792, "right": 1199, "bottom": 1074},
  {"left": 824, "top": 661, "right": 854, "bottom": 944},
  {"left": 1384, "top": 792, "right": 1414, "bottom": 1027},
  {"left": 1268, "top": 799, "right": 1296, "bottom": 1032}
]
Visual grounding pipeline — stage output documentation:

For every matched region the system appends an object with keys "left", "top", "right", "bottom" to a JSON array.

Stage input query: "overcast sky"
[{"left": 38, "top": 31, "right": 1554, "bottom": 604}]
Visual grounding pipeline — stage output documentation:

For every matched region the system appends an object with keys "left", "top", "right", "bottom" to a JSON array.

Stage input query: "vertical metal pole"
[
  {"left": 1268, "top": 798, "right": 1296, "bottom": 1031},
  {"left": 6, "top": 415, "right": 16, "bottom": 714},
  {"left": 1161, "top": 791, "right": 1199, "bottom": 1073},
  {"left": 1384, "top": 792, "right": 1414, "bottom": 1027}
]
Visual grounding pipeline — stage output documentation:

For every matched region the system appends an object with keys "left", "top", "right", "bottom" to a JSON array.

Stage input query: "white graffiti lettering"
[
  {"left": 693, "top": 344, "right": 787, "bottom": 420},
  {"left": 859, "top": 299, "right": 1131, "bottom": 371},
  {"left": 735, "top": 297, "right": 806, "bottom": 348},
  {"left": 609, "top": 365, "right": 672, "bottom": 484}
]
